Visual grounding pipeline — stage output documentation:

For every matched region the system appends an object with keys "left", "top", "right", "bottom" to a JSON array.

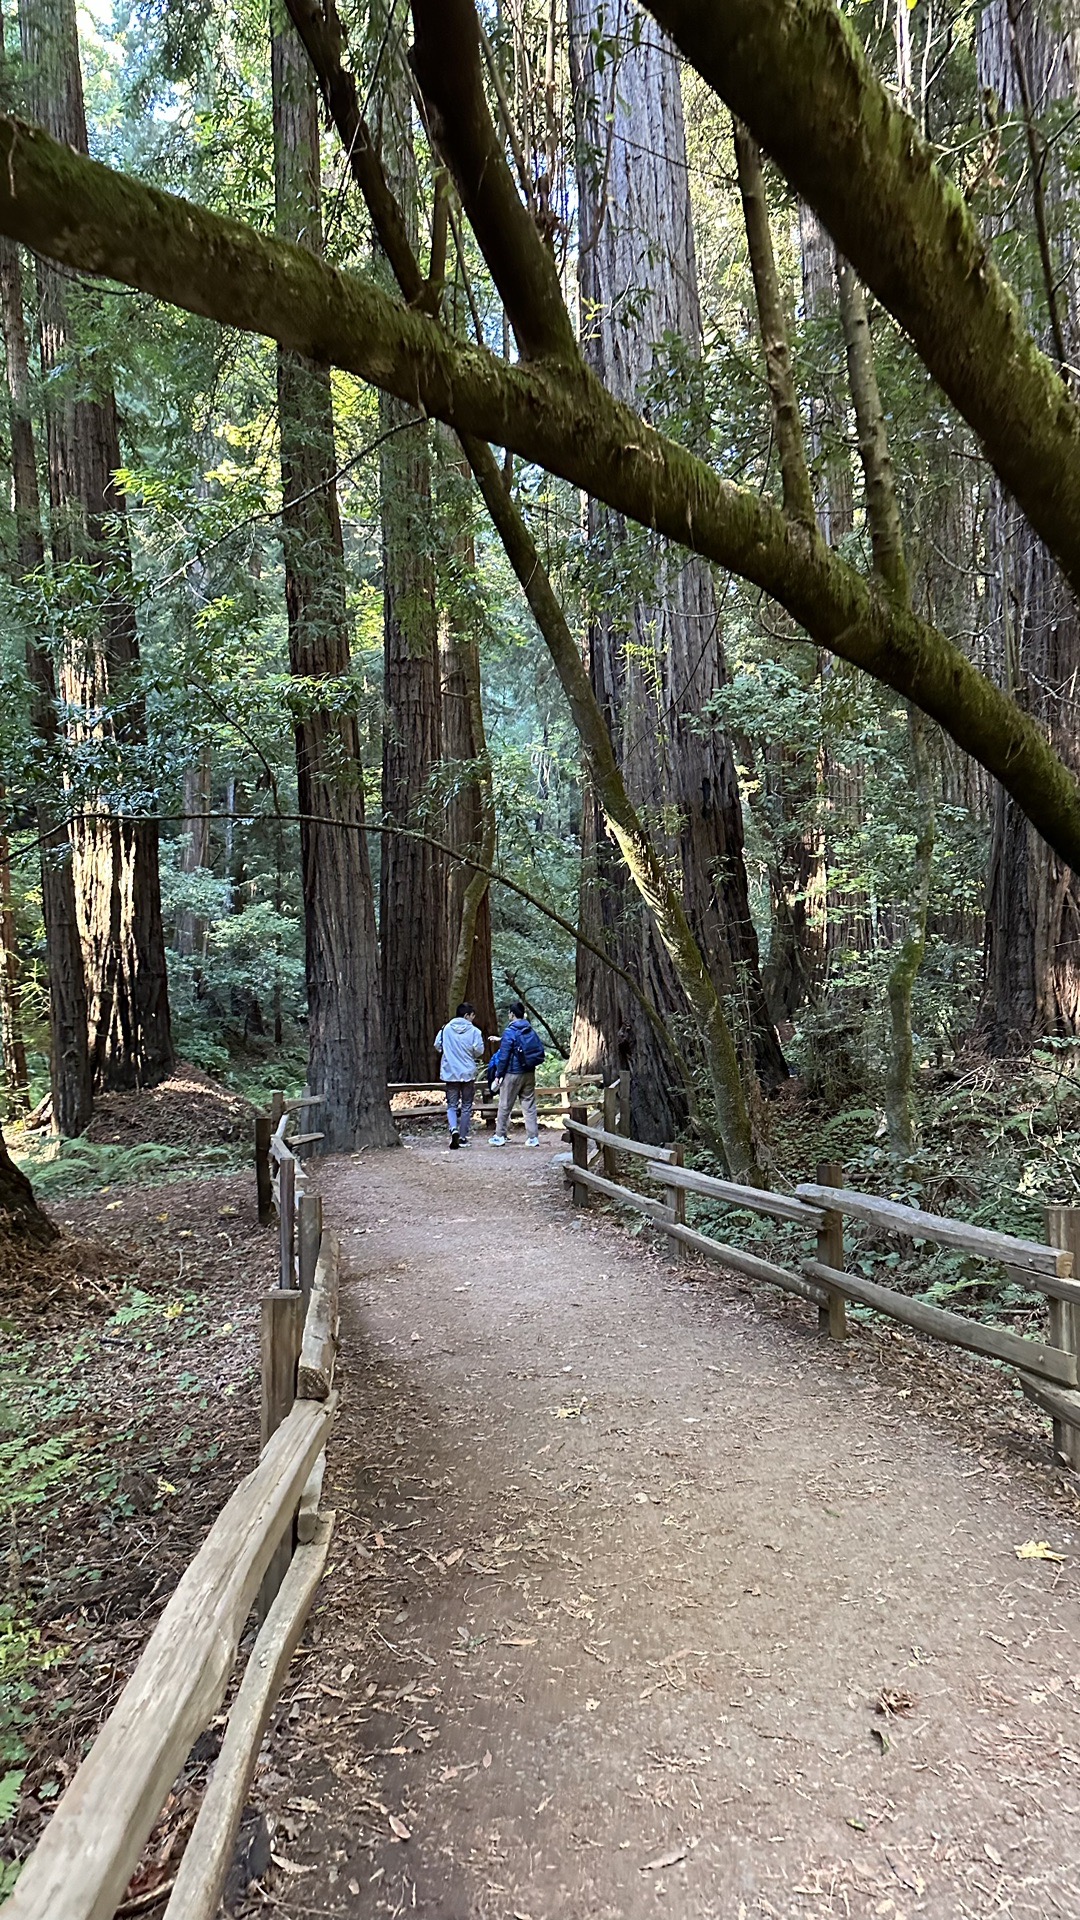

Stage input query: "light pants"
[
  {"left": 495, "top": 1070, "right": 538, "bottom": 1139},
  {"left": 445, "top": 1081, "right": 476, "bottom": 1139}
]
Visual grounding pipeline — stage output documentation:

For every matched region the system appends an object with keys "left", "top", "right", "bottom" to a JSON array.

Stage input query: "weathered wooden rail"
[
  {"left": 563, "top": 1125, "right": 1080, "bottom": 1467},
  {"left": 7, "top": 1093, "right": 339, "bottom": 1920},
  {"left": 388, "top": 1067, "right": 629, "bottom": 1131}
]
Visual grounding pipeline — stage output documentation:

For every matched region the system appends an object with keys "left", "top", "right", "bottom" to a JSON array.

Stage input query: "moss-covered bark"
[
  {"left": 733, "top": 121, "right": 816, "bottom": 530},
  {"left": 837, "top": 261, "right": 934, "bottom": 1154},
  {"left": 644, "top": 0, "right": 1080, "bottom": 603},
  {"left": 1, "top": 114, "right": 1079, "bottom": 873}
]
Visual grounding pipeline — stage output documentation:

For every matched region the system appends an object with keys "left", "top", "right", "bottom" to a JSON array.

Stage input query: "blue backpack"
[{"left": 508, "top": 1024, "right": 545, "bottom": 1072}]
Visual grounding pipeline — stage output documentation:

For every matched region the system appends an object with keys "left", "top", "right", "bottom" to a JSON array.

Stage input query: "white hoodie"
[{"left": 434, "top": 1016, "right": 485, "bottom": 1082}]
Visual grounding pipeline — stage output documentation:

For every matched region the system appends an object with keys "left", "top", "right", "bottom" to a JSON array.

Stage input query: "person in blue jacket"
[{"left": 487, "top": 1001, "right": 545, "bottom": 1147}]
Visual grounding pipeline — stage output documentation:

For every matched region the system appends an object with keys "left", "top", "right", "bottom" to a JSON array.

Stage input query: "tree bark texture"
[
  {"left": 567, "top": 0, "right": 784, "bottom": 1142},
  {"left": 0, "top": 800, "right": 29, "bottom": 1108},
  {"left": 20, "top": 0, "right": 172, "bottom": 1094},
  {"left": 732, "top": 128, "right": 823, "bottom": 1023},
  {"left": 836, "top": 257, "right": 934, "bottom": 1151},
  {"left": 0, "top": 1124, "right": 56, "bottom": 1243},
  {"left": 7, "top": 125, "right": 1080, "bottom": 874},
  {"left": 0, "top": 221, "right": 91, "bottom": 1133},
  {"left": 376, "top": 41, "right": 448, "bottom": 1080},
  {"left": 798, "top": 211, "right": 872, "bottom": 971},
  {"left": 977, "top": 0, "right": 1080, "bottom": 1052},
  {"left": 439, "top": 451, "right": 496, "bottom": 1036},
  {"left": 271, "top": 4, "right": 397, "bottom": 1150}
]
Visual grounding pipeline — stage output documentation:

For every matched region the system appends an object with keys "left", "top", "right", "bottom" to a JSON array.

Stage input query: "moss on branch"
[
  {"left": 646, "top": 0, "right": 1080, "bottom": 603},
  {"left": 1, "top": 113, "right": 1078, "bottom": 876}
]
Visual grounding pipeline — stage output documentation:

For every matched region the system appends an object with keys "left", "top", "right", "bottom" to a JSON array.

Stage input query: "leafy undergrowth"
[
  {"left": 7, "top": 1061, "right": 255, "bottom": 1202},
  {"left": 682, "top": 1049, "right": 1080, "bottom": 1338},
  {"left": 0, "top": 1168, "right": 272, "bottom": 1897}
]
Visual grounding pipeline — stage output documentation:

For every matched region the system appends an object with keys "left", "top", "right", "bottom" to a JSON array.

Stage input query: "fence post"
[
  {"left": 618, "top": 1069, "right": 631, "bottom": 1136},
  {"left": 269, "top": 1088, "right": 285, "bottom": 1131},
  {"left": 569, "top": 1100, "right": 590, "bottom": 1206},
  {"left": 664, "top": 1143, "right": 687, "bottom": 1263},
  {"left": 815, "top": 1159, "right": 848, "bottom": 1341},
  {"left": 278, "top": 1154, "right": 296, "bottom": 1290},
  {"left": 1045, "top": 1204, "right": 1080, "bottom": 1467},
  {"left": 602, "top": 1084, "right": 619, "bottom": 1178},
  {"left": 298, "top": 1192, "right": 323, "bottom": 1306},
  {"left": 254, "top": 1113, "right": 273, "bottom": 1227},
  {"left": 258, "top": 1286, "right": 304, "bottom": 1617}
]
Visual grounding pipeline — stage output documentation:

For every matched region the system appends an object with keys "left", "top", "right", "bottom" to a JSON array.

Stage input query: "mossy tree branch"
[
  {"left": 0, "top": 115, "right": 1079, "bottom": 879},
  {"left": 732, "top": 120, "right": 816, "bottom": 529},
  {"left": 644, "top": 0, "right": 1080, "bottom": 600},
  {"left": 410, "top": 0, "right": 576, "bottom": 363}
]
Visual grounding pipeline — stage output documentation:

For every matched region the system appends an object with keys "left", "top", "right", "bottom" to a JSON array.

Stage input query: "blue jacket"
[{"left": 488, "top": 1018, "right": 538, "bottom": 1084}]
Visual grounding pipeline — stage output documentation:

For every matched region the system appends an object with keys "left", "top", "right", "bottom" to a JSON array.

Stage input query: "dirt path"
[{"left": 254, "top": 1135, "right": 1080, "bottom": 1920}]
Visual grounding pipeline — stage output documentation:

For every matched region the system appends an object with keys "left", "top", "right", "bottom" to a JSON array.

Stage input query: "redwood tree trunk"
[
  {"left": 977, "top": 0, "right": 1080, "bottom": 1051},
  {"left": 0, "top": 799, "right": 28, "bottom": 1108},
  {"left": 379, "top": 395, "right": 448, "bottom": 1075},
  {"left": 439, "top": 448, "right": 497, "bottom": 1040},
  {"left": 567, "top": 0, "right": 784, "bottom": 1140},
  {"left": 0, "top": 220, "right": 91, "bottom": 1134},
  {"left": 0, "top": 1124, "right": 56, "bottom": 1244},
  {"left": 376, "top": 47, "right": 449, "bottom": 1079},
  {"left": 20, "top": 0, "right": 172, "bottom": 1093},
  {"left": 272, "top": 3, "right": 396, "bottom": 1150}
]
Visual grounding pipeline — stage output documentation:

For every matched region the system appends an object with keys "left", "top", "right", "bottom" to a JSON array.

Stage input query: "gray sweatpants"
[
  {"left": 445, "top": 1081, "right": 476, "bottom": 1139},
  {"left": 495, "top": 1070, "right": 538, "bottom": 1138}
]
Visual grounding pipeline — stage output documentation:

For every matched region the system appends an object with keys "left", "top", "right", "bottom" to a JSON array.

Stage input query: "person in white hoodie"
[{"left": 433, "top": 1003, "right": 486, "bottom": 1149}]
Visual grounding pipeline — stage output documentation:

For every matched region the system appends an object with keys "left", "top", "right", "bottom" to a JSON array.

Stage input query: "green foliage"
[{"left": 10, "top": 1137, "right": 240, "bottom": 1199}]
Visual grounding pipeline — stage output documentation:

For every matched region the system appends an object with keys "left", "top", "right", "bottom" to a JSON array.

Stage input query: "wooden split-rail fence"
[
  {"left": 563, "top": 1123, "right": 1080, "bottom": 1468},
  {"left": 8, "top": 1094, "right": 339, "bottom": 1920},
  {"left": 388, "top": 1064, "right": 630, "bottom": 1132}
]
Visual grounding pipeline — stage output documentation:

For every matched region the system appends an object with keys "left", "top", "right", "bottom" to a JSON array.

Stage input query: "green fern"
[{"left": 0, "top": 1769, "right": 23, "bottom": 1827}]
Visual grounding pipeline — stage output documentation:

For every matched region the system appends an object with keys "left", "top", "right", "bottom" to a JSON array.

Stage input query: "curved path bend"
[{"left": 254, "top": 1137, "right": 1080, "bottom": 1920}]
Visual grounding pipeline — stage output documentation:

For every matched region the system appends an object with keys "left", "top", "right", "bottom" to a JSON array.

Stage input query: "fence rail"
[
  {"left": 8, "top": 1092, "right": 339, "bottom": 1920},
  {"left": 387, "top": 1068, "right": 629, "bottom": 1133},
  {"left": 562, "top": 1124, "right": 1080, "bottom": 1466}
]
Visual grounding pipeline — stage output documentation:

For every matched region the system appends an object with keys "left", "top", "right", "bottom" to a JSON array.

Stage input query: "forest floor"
[
  {"left": 245, "top": 1132, "right": 1080, "bottom": 1920},
  {"left": 0, "top": 1165, "right": 268, "bottom": 1898}
]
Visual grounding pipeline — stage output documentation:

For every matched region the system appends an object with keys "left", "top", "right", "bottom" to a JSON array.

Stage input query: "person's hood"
[{"left": 446, "top": 1017, "right": 475, "bottom": 1033}]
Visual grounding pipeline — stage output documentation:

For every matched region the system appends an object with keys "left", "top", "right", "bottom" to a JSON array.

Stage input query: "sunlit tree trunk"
[
  {"left": 567, "top": 0, "right": 784, "bottom": 1142},
  {"left": 976, "top": 0, "right": 1080, "bottom": 1051},
  {"left": 271, "top": 2, "right": 396, "bottom": 1150},
  {"left": 20, "top": 0, "right": 172, "bottom": 1092}
]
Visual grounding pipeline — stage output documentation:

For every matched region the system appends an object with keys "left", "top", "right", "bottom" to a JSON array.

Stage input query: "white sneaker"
[
  {"left": 491, "top": 1135, "right": 507, "bottom": 1147},
  {"left": 525, "top": 1137, "right": 541, "bottom": 1148}
]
